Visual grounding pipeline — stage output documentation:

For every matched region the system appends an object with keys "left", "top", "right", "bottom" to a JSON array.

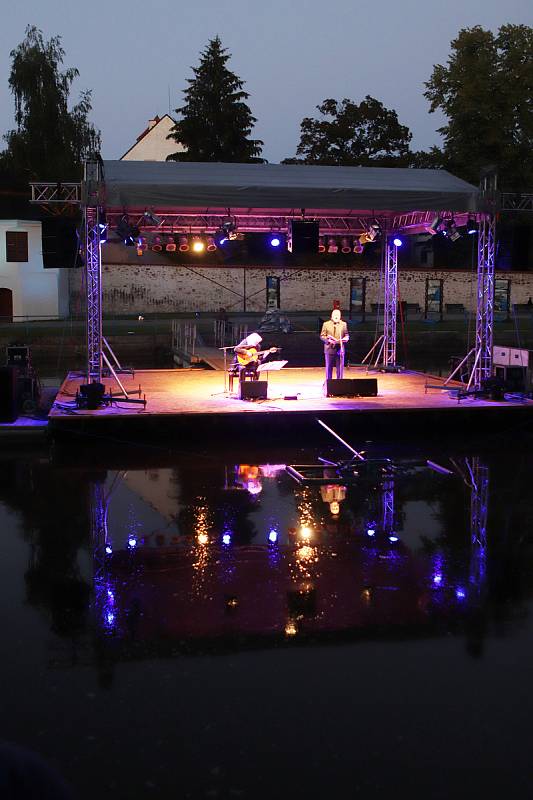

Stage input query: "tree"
[
  {"left": 0, "top": 25, "right": 100, "bottom": 183},
  {"left": 424, "top": 24, "right": 533, "bottom": 188},
  {"left": 282, "top": 96, "right": 412, "bottom": 166},
  {"left": 167, "top": 36, "right": 263, "bottom": 163}
]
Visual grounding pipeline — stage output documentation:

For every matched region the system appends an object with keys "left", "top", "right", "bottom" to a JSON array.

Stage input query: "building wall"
[
  {"left": 121, "top": 116, "right": 182, "bottom": 161},
  {"left": 68, "top": 262, "right": 533, "bottom": 315},
  {"left": 0, "top": 220, "right": 66, "bottom": 319}
]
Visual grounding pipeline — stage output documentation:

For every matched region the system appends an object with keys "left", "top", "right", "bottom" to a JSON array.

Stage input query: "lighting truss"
[
  {"left": 381, "top": 478, "right": 395, "bottom": 536},
  {"left": 30, "top": 182, "right": 81, "bottom": 204},
  {"left": 85, "top": 203, "right": 103, "bottom": 383},
  {"left": 500, "top": 193, "right": 533, "bottom": 212},
  {"left": 383, "top": 234, "right": 398, "bottom": 368},
  {"left": 467, "top": 457, "right": 488, "bottom": 595},
  {"left": 473, "top": 214, "right": 496, "bottom": 389}
]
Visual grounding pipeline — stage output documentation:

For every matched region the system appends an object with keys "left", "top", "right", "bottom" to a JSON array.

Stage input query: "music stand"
[{"left": 211, "top": 345, "right": 236, "bottom": 396}]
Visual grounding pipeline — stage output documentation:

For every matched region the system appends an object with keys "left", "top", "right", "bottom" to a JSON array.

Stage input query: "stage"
[{"left": 48, "top": 366, "right": 533, "bottom": 442}]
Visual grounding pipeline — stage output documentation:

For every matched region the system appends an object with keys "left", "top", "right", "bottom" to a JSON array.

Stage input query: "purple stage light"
[
  {"left": 393, "top": 237, "right": 403, "bottom": 247},
  {"left": 269, "top": 235, "right": 281, "bottom": 248}
]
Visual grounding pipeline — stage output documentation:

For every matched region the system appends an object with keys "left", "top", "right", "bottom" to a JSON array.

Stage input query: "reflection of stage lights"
[
  {"left": 128, "top": 536, "right": 137, "bottom": 548},
  {"left": 222, "top": 533, "right": 231, "bottom": 545},
  {"left": 105, "top": 545, "right": 113, "bottom": 554},
  {"left": 225, "top": 596, "right": 239, "bottom": 612},
  {"left": 268, "top": 529, "right": 278, "bottom": 543},
  {"left": 388, "top": 535, "right": 399, "bottom": 543},
  {"left": 297, "top": 545, "right": 314, "bottom": 561},
  {"left": 433, "top": 573, "right": 443, "bottom": 585},
  {"left": 361, "top": 587, "right": 372, "bottom": 604},
  {"left": 198, "top": 532, "right": 208, "bottom": 545},
  {"left": 285, "top": 619, "right": 297, "bottom": 636},
  {"left": 366, "top": 528, "right": 376, "bottom": 537},
  {"left": 300, "top": 525, "right": 312, "bottom": 539},
  {"left": 247, "top": 479, "right": 262, "bottom": 495},
  {"left": 106, "top": 612, "right": 115, "bottom": 626},
  {"left": 456, "top": 587, "right": 466, "bottom": 600}
]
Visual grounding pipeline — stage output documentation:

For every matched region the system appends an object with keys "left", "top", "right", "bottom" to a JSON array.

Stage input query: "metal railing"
[
  {"left": 171, "top": 320, "right": 197, "bottom": 357},
  {"left": 213, "top": 320, "right": 248, "bottom": 348}
]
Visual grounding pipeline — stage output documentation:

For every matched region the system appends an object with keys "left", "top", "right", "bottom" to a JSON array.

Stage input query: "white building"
[
  {"left": 0, "top": 220, "right": 69, "bottom": 320},
  {"left": 120, "top": 115, "right": 184, "bottom": 161}
]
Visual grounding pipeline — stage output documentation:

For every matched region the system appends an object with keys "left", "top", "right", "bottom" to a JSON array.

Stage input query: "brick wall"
[{"left": 69, "top": 264, "right": 533, "bottom": 314}]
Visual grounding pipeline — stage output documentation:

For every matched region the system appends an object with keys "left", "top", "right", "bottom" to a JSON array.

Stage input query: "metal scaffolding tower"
[
  {"left": 383, "top": 237, "right": 399, "bottom": 369},
  {"left": 84, "top": 161, "right": 103, "bottom": 383}
]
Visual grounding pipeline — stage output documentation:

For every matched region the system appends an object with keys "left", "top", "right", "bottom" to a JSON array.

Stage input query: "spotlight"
[
  {"left": 116, "top": 214, "right": 139, "bottom": 245},
  {"left": 269, "top": 234, "right": 282, "bottom": 248},
  {"left": 136, "top": 236, "right": 147, "bottom": 256},
  {"left": 318, "top": 236, "right": 326, "bottom": 253},
  {"left": 178, "top": 235, "right": 189, "bottom": 252},
  {"left": 214, "top": 229, "right": 229, "bottom": 248},
  {"left": 353, "top": 240, "right": 364, "bottom": 254},
  {"left": 466, "top": 216, "right": 477, "bottom": 235},
  {"left": 327, "top": 237, "right": 338, "bottom": 254},
  {"left": 427, "top": 215, "right": 442, "bottom": 236},
  {"left": 361, "top": 222, "right": 381, "bottom": 244},
  {"left": 151, "top": 235, "right": 162, "bottom": 252},
  {"left": 206, "top": 236, "right": 217, "bottom": 252},
  {"left": 445, "top": 219, "right": 461, "bottom": 241},
  {"left": 143, "top": 210, "right": 162, "bottom": 226},
  {"left": 341, "top": 237, "right": 352, "bottom": 253},
  {"left": 192, "top": 237, "right": 205, "bottom": 253},
  {"left": 392, "top": 236, "right": 403, "bottom": 247},
  {"left": 165, "top": 235, "right": 176, "bottom": 252},
  {"left": 98, "top": 211, "right": 108, "bottom": 243}
]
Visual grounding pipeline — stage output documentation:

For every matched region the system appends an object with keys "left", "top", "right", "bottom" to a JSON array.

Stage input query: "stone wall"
[{"left": 68, "top": 264, "right": 533, "bottom": 315}]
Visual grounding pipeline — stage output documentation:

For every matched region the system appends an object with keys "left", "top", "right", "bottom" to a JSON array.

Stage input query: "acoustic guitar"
[{"left": 237, "top": 346, "right": 280, "bottom": 366}]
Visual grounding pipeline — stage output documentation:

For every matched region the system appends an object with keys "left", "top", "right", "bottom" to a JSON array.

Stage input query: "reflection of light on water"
[
  {"left": 285, "top": 618, "right": 298, "bottom": 636},
  {"left": 298, "top": 545, "right": 315, "bottom": 562},
  {"left": 192, "top": 502, "right": 212, "bottom": 592},
  {"left": 300, "top": 526, "right": 312, "bottom": 540},
  {"left": 197, "top": 532, "right": 208, "bottom": 545}
]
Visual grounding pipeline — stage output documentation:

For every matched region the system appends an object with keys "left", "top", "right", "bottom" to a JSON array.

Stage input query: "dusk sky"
[{"left": 1, "top": 0, "right": 531, "bottom": 164}]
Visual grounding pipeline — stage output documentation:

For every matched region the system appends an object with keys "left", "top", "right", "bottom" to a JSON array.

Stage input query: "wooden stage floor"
[{"left": 48, "top": 367, "right": 533, "bottom": 441}]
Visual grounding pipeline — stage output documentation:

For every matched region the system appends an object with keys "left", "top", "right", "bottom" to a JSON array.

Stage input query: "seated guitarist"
[{"left": 231, "top": 332, "right": 278, "bottom": 388}]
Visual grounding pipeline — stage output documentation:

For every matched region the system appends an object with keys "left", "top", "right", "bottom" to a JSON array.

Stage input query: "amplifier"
[
  {"left": 6, "top": 345, "right": 30, "bottom": 369},
  {"left": 239, "top": 381, "right": 268, "bottom": 401},
  {"left": 326, "top": 378, "right": 378, "bottom": 397}
]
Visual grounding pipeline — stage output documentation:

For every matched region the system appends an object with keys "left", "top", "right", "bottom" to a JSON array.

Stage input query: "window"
[
  {"left": 6, "top": 231, "right": 28, "bottom": 262},
  {"left": 266, "top": 276, "right": 280, "bottom": 309}
]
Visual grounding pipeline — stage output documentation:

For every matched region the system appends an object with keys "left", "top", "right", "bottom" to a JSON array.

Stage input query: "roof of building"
[
  {"left": 102, "top": 160, "right": 479, "bottom": 213},
  {"left": 119, "top": 115, "right": 176, "bottom": 160}
]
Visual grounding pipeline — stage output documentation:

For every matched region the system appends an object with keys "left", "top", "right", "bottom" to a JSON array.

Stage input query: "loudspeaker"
[
  {"left": 0, "top": 366, "right": 20, "bottom": 422},
  {"left": 6, "top": 345, "right": 30, "bottom": 369},
  {"left": 42, "top": 219, "right": 82, "bottom": 268},
  {"left": 326, "top": 378, "right": 378, "bottom": 397},
  {"left": 289, "top": 221, "right": 319, "bottom": 254},
  {"left": 239, "top": 381, "right": 268, "bottom": 400}
]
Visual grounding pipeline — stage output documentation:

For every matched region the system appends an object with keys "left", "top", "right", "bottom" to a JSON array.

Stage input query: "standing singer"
[{"left": 320, "top": 309, "right": 349, "bottom": 380}]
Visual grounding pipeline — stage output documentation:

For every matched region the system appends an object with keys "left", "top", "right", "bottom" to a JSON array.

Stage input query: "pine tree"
[{"left": 167, "top": 36, "right": 263, "bottom": 163}]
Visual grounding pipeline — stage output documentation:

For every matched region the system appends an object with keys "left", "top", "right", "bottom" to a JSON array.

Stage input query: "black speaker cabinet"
[
  {"left": 289, "top": 221, "right": 319, "bottom": 254},
  {"left": 0, "top": 366, "right": 20, "bottom": 422},
  {"left": 239, "top": 381, "right": 268, "bottom": 400},
  {"left": 326, "top": 378, "right": 378, "bottom": 397}
]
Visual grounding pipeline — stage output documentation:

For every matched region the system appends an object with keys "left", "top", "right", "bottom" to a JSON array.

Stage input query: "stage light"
[
  {"left": 178, "top": 235, "right": 189, "bottom": 252},
  {"left": 268, "top": 233, "right": 281, "bottom": 248},
  {"left": 151, "top": 235, "right": 162, "bottom": 252},
  {"left": 341, "top": 237, "right": 352, "bottom": 254},
  {"left": 361, "top": 222, "right": 381, "bottom": 244},
  {"left": 98, "top": 212, "right": 108, "bottom": 243},
  {"left": 222, "top": 533, "right": 231, "bottom": 545},
  {"left": 136, "top": 236, "right": 147, "bottom": 256},
  {"left": 327, "top": 237, "right": 338, "bottom": 254},
  {"left": 445, "top": 219, "right": 461, "bottom": 241},
  {"left": 116, "top": 214, "right": 139, "bottom": 245},
  {"left": 192, "top": 237, "right": 205, "bottom": 253},
  {"left": 318, "top": 236, "right": 326, "bottom": 253},
  {"left": 393, "top": 236, "right": 403, "bottom": 247},
  {"left": 427, "top": 215, "right": 442, "bottom": 236},
  {"left": 466, "top": 216, "right": 477, "bottom": 235},
  {"left": 143, "top": 210, "right": 162, "bottom": 226},
  {"left": 206, "top": 236, "right": 217, "bottom": 252},
  {"left": 268, "top": 529, "right": 278, "bottom": 543},
  {"left": 165, "top": 235, "right": 176, "bottom": 252},
  {"left": 214, "top": 230, "right": 228, "bottom": 247},
  {"left": 353, "top": 240, "right": 364, "bottom": 254}
]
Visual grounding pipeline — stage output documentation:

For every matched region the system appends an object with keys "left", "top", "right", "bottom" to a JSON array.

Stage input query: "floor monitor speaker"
[
  {"left": 326, "top": 378, "right": 378, "bottom": 397},
  {"left": 0, "top": 366, "right": 20, "bottom": 422},
  {"left": 239, "top": 381, "right": 268, "bottom": 400}
]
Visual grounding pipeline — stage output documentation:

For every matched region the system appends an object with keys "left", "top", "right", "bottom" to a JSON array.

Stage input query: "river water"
[{"left": 0, "top": 434, "right": 532, "bottom": 799}]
